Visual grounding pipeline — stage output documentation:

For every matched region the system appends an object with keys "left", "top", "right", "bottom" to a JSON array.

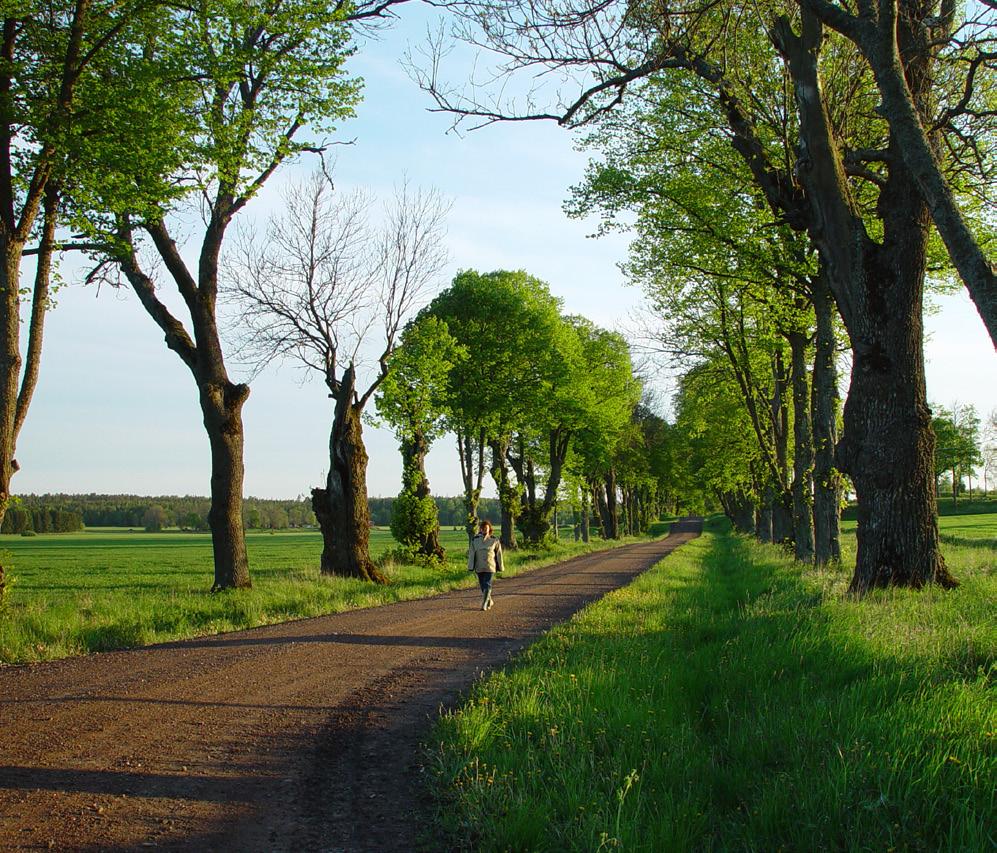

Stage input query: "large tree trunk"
[
  {"left": 788, "top": 329, "right": 816, "bottom": 563},
  {"left": 835, "top": 253, "right": 954, "bottom": 591},
  {"left": 811, "top": 269, "right": 841, "bottom": 565},
  {"left": 774, "top": 9, "right": 954, "bottom": 592},
  {"left": 200, "top": 380, "right": 251, "bottom": 590},
  {"left": 117, "top": 212, "right": 255, "bottom": 591},
  {"left": 517, "top": 454, "right": 549, "bottom": 544},
  {"left": 517, "top": 507, "right": 550, "bottom": 544},
  {"left": 319, "top": 375, "right": 386, "bottom": 584}
]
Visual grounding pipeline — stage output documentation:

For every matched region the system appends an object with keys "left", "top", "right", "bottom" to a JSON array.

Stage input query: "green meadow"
[
  {"left": 0, "top": 526, "right": 648, "bottom": 664},
  {"left": 428, "top": 513, "right": 996, "bottom": 851}
]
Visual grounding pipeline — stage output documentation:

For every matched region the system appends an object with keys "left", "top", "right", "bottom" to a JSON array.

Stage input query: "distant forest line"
[{"left": 5, "top": 494, "right": 505, "bottom": 533}]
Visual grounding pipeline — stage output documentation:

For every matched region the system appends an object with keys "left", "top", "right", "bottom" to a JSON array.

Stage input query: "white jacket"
[{"left": 468, "top": 534, "right": 504, "bottom": 573}]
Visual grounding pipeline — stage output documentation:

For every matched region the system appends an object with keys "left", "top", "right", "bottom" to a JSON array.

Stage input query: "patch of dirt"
[{"left": 0, "top": 526, "right": 700, "bottom": 851}]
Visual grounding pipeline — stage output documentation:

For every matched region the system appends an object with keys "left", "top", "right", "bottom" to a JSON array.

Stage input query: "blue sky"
[{"left": 12, "top": 11, "right": 997, "bottom": 499}]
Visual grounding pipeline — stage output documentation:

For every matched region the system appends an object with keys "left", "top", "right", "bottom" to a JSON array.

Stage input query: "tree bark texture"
[
  {"left": 811, "top": 270, "right": 841, "bottom": 565},
  {"left": 837, "top": 238, "right": 955, "bottom": 591},
  {"left": 200, "top": 380, "right": 251, "bottom": 590},
  {"left": 319, "top": 378, "right": 387, "bottom": 584}
]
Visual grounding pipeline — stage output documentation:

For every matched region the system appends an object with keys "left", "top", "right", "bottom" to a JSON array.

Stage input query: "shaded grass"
[
  {"left": 0, "top": 527, "right": 650, "bottom": 664},
  {"left": 427, "top": 514, "right": 996, "bottom": 851}
]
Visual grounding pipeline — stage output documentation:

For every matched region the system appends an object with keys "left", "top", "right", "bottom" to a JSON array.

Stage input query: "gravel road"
[{"left": 0, "top": 526, "right": 699, "bottom": 852}]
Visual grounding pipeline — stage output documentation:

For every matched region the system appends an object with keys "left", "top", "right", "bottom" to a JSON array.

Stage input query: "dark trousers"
[{"left": 476, "top": 572, "right": 494, "bottom": 595}]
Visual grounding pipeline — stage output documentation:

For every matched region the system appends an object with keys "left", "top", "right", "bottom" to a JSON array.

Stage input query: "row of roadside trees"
[
  {"left": 372, "top": 269, "right": 656, "bottom": 570},
  {"left": 933, "top": 404, "right": 997, "bottom": 500},
  {"left": 414, "top": 0, "right": 995, "bottom": 592}
]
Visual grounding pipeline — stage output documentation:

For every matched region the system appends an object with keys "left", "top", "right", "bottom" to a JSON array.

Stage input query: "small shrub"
[
  {"left": 20, "top": 530, "right": 36, "bottom": 537},
  {"left": 376, "top": 545, "right": 416, "bottom": 570},
  {"left": 648, "top": 520, "right": 671, "bottom": 537},
  {"left": 377, "top": 544, "right": 447, "bottom": 572},
  {"left": 521, "top": 535, "right": 557, "bottom": 551}
]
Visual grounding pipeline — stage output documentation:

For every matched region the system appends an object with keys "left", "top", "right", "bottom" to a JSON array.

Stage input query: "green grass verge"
[
  {"left": 427, "top": 514, "right": 996, "bottom": 851},
  {"left": 0, "top": 527, "right": 651, "bottom": 664}
]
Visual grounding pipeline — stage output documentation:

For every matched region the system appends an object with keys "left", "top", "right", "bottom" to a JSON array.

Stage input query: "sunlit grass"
[
  {"left": 428, "top": 514, "right": 996, "bottom": 851},
  {"left": 0, "top": 527, "right": 650, "bottom": 663}
]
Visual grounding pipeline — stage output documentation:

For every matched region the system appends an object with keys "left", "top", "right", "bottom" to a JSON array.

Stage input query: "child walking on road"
[{"left": 468, "top": 520, "right": 503, "bottom": 610}]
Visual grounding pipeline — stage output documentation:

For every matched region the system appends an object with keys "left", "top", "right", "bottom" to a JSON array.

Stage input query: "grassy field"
[
  {"left": 0, "top": 526, "right": 649, "bottom": 664},
  {"left": 428, "top": 513, "right": 996, "bottom": 851},
  {"left": 841, "top": 494, "right": 997, "bottom": 519}
]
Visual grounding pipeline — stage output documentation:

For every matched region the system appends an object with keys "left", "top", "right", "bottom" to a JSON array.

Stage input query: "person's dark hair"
[{"left": 478, "top": 519, "right": 493, "bottom": 536}]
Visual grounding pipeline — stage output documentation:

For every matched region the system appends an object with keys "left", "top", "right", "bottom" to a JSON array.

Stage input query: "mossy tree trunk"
[{"left": 399, "top": 428, "right": 445, "bottom": 561}]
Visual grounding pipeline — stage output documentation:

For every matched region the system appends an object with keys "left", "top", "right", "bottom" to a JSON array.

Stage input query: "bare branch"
[{"left": 225, "top": 172, "right": 450, "bottom": 411}]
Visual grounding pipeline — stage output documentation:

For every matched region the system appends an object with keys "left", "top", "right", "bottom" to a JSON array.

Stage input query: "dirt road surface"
[{"left": 1, "top": 527, "right": 699, "bottom": 851}]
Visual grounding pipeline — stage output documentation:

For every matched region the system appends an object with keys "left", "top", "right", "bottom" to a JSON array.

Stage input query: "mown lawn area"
[
  {"left": 428, "top": 513, "right": 995, "bottom": 851},
  {"left": 0, "top": 526, "right": 648, "bottom": 664}
]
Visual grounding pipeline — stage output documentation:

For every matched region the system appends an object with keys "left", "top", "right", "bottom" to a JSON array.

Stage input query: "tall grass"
[
  {"left": 0, "top": 527, "right": 649, "bottom": 664},
  {"left": 428, "top": 515, "right": 996, "bottom": 851}
]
